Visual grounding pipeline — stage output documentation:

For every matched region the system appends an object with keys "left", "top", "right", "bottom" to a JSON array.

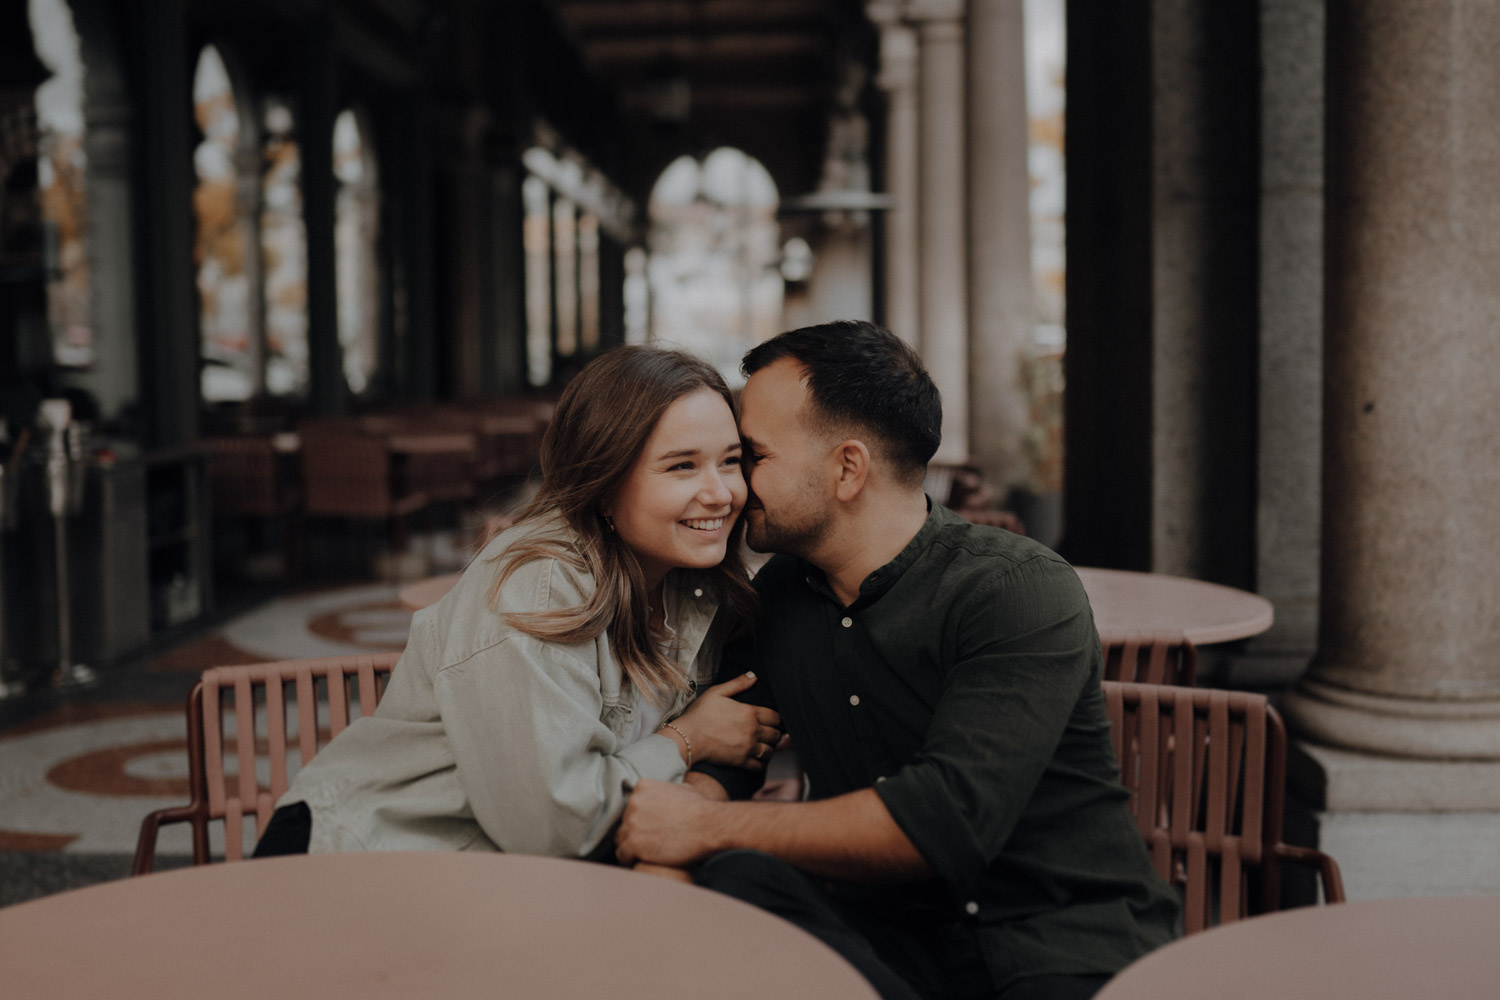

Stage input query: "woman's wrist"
[{"left": 657, "top": 721, "right": 693, "bottom": 768}]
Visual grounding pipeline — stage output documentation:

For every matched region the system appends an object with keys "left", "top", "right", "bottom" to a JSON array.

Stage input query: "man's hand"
[{"left": 616, "top": 779, "right": 722, "bottom": 867}]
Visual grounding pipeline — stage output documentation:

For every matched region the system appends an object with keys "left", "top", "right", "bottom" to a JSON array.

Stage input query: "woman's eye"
[
  {"left": 669, "top": 461, "right": 695, "bottom": 472},
  {"left": 723, "top": 455, "right": 742, "bottom": 467}
]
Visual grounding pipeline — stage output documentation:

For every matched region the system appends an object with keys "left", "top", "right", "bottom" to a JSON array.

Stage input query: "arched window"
[
  {"left": 30, "top": 0, "right": 92, "bottom": 368},
  {"left": 646, "top": 147, "right": 782, "bottom": 384},
  {"left": 333, "top": 108, "right": 380, "bottom": 395},
  {"left": 260, "top": 96, "right": 309, "bottom": 398},
  {"left": 192, "top": 44, "right": 255, "bottom": 402}
]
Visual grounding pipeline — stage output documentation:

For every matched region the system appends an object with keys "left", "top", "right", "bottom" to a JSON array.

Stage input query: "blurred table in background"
[{"left": 1075, "top": 566, "right": 1273, "bottom": 646}]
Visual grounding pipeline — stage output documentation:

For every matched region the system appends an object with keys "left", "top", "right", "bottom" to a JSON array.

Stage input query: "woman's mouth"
[{"left": 682, "top": 518, "right": 726, "bottom": 531}]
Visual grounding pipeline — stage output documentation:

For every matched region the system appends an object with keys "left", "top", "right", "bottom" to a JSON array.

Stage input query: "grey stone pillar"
[
  {"left": 908, "top": 0, "right": 970, "bottom": 463},
  {"left": 1231, "top": 0, "right": 1326, "bottom": 687},
  {"left": 301, "top": 18, "right": 344, "bottom": 417},
  {"left": 76, "top": 99, "right": 139, "bottom": 422},
  {"left": 868, "top": 3, "right": 922, "bottom": 352},
  {"left": 1282, "top": 0, "right": 1500, "bottom": 899},
  {"left": 965, "top": 0, "right": 1033, "bottom": 493},
  {"left": 1148, "top": 0, "right": 1258, "bottom": 583}
]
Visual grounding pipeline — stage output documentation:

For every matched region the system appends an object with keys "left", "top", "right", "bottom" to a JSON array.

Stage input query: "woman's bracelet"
[{"left": 658, "top": 721, "right": 693, "bottom": 768}]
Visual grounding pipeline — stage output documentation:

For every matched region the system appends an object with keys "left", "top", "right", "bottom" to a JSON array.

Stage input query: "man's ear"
[{"left": 831, "top": 439, "right": 871, "bottom": 502}]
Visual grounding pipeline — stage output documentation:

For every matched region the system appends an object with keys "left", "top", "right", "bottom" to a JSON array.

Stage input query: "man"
[{"left": 616, "top": 321, "right": 1180, "bottom": 1000}]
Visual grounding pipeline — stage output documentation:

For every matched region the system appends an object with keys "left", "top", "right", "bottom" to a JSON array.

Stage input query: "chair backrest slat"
[
  {"left": 1102, "top": 633, "right": 1199, "bottom": 687},
  {"left": 266, "top": 678, "right": 289, "bottom": 802},
  {"left": 1101, "top": 680, "right": 1333, "bottom": 933},
  {"left": 161, "top": 653, "right": 401, "bottom": 866}
]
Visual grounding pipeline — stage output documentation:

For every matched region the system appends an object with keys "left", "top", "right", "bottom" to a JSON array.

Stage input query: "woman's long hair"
[{"left": 486, "top": 346, "right": 757, "bottom": 706}]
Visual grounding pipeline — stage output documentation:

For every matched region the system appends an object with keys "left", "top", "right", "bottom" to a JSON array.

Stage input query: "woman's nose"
[{"left": 700, "top": 469, "right": 735, "bottom": 506}]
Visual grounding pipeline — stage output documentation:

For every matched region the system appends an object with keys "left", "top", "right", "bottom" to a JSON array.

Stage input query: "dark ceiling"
[{"left": 549, "top": 0, "right": 877, "bottom": 202}]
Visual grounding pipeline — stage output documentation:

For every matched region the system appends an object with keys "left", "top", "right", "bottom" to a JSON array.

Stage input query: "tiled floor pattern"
[{"left": 0, "top": 583, "right": 413, "bottom": 859}]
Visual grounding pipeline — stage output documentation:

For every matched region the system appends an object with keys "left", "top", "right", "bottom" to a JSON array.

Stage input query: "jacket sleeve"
[{"left": 432, "top": 564, "right": 687, "bottom": 859}]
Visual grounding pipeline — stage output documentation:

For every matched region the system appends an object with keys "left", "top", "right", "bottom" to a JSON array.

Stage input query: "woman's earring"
[{"left": 603, "top": 515, "right": 616, "bottom": 533}]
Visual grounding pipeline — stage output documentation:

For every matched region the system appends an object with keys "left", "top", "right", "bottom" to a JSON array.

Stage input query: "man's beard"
[{"left": 744, "top": 498, "right": 832, "bottom": 558}]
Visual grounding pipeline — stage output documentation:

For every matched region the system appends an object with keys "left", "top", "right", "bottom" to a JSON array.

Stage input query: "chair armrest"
[
  {"left": 132, "top": 804, "right": 206, "bottom": 875},
  {"left": 1274, "top": 843, "right": 1347, "bottom": 904}
]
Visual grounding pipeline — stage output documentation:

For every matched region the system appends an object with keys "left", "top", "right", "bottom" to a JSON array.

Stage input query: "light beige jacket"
[{"left": 278, "top": 517, "right": 724, "bottom": 857}]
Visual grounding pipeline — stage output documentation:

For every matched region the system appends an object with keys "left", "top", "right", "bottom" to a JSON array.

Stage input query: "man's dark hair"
[{"left": 742, "top": 320, "right": 941, "bottom": 482}]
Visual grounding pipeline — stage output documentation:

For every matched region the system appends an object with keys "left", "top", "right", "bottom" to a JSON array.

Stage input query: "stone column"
[
  {"left": 1231, "top": 0, "right": 1325, "bottom": 687},
  {"left": 965, "top": 0, "right": 1033, "bottom": 493},
  {"left": 301, "top": 18, "right": 344, "bottom": 417},
  {"left": 907, "top": 0, "right": 969, "bottom": 463},
  {"left": 868, "top": 2, "right": 922, "bottom": 352},
  {"left": 1282, "top": 0, "right": 1500, "bottom": 899}
]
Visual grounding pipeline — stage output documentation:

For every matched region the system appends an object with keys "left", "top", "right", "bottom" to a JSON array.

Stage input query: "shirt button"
[
  {"left": 693, "top": 588, "right": 703, "bottom": 598},
  {"left": 964, "top": 901, "right": 979, "bottom": 916},
  {"left": 841, "top": 616, "right": 853, "bottom": 628},
  {"left": 849, "top": 695, "right": 860, "bottom": 706},
  {"left": 875, "top": 775, "right": 887, "bottom": 783}
]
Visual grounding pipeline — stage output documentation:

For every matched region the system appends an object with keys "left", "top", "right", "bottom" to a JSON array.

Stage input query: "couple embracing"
[{"left": 258, "top": 320, "right": 1179, "bottom": 1000}]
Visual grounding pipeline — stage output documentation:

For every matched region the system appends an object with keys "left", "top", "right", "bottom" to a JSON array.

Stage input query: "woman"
[{"left": 256, "top": 346, "right": 780, "bottom": 858}]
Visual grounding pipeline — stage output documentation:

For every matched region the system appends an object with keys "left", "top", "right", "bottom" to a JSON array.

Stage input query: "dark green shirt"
[{"left": 700, "top": 503, "right": 1180, "bottom": 989}]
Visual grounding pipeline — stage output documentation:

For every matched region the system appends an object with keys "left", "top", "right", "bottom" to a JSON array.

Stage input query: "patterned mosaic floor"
[{"left": 0, "top": 583, "right": 413, "bottom": 858}]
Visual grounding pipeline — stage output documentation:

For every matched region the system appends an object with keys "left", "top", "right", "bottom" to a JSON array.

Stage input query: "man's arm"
[{"left": 617, "top": 780, "right": 930, "bottom": 881}]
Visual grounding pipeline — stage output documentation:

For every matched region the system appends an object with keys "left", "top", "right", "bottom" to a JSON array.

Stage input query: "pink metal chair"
[
  {"left": 132, "top": 652, "right": 401, "bottom": 874},
  {"left": 1101, "top": 681, "right": 1345, "bottom": 933},
  {"left": 1103, "top": 633, "right": 1200, "bottom": 687}
]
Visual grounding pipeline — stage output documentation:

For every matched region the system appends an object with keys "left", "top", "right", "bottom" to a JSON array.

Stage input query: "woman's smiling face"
[{"left": 605, "top": 388, "right": 747, "bottom": 588}]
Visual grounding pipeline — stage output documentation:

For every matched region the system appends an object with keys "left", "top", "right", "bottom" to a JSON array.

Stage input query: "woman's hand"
[{"left": 667, "top": 672, "right": 782, "bottom": 769}]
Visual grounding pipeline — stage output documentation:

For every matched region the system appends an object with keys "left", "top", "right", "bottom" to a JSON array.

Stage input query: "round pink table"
[
  {"left": 1096, "top": 896, "right": 1500, "bottom": 1000},
  {"left": 0, "top": 852, "right": 877, "bottom": 999},
  {"left": 1074, "top": 566, "right": 1274, "bottom": 645}
]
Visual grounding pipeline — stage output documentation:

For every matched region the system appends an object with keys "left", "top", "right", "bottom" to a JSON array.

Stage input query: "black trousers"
[
  {"left": 692, "top": 850, "right": 1110, "bottom": 1000},
  {"left": 252, "top": 801, "right": 312, "bottom": 857}
]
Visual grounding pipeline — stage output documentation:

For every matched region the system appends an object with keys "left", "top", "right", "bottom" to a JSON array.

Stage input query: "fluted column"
[
  {"left": 1282, "top": 0, "right": 1500, "bottom": 761},
  {"left": 907, "top": 0, "right": 969, "bottom": 463},
  {"left": 965, "top": 0, "right": 1032, "bottom": 492},
  {"left": 868, "top": 2, "right": 922, "bottom": 353}
]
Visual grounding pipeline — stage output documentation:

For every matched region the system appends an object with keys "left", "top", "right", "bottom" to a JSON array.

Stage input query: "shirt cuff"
[{"left": 875, "top": 770, "right": 987, "bottom": 904}]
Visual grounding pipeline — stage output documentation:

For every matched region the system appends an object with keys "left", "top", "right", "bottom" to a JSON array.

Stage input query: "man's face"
[{"left": 737, "top": 358, "right": 837, "bottom": 557}]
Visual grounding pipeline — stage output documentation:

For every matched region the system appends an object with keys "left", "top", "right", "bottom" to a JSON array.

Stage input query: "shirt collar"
[{"left": 801, "top": 496, "right": 943, "bottom": 608}]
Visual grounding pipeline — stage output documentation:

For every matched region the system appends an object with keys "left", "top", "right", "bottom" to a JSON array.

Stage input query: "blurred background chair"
[{"left": 201, "top": 434, "right": 303, "bottom": 579}]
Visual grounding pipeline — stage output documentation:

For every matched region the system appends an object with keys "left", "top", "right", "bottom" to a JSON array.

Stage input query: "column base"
[
  {"left": 1281, "top": 676, "right": 1500, "bottom": 758},
  {"left": 1288, "top": 740, "right": 1500, "bottom": 900}
]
